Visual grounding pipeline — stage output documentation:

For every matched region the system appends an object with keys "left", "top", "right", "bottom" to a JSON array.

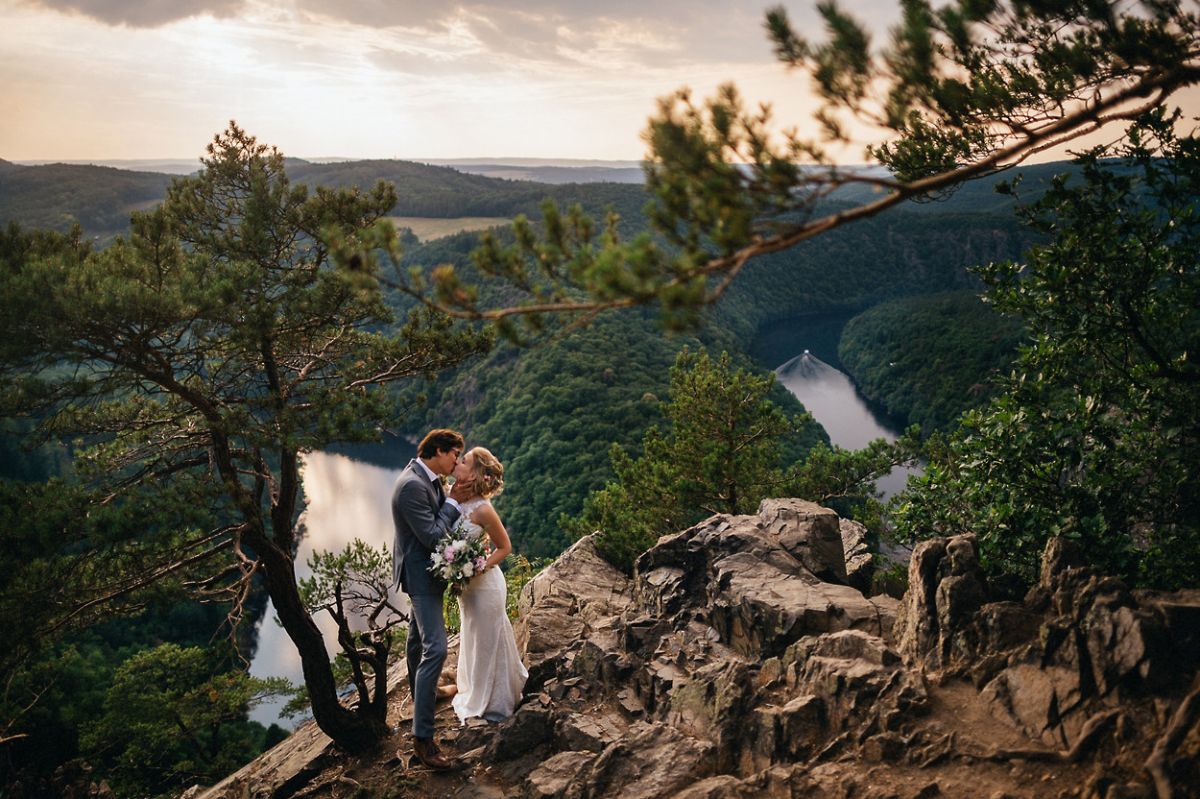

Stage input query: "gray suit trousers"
[{"left": 407, "top": 591, "right": 447, "bottom": 740}]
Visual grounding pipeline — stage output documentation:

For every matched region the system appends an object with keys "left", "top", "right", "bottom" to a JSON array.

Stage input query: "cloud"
[
  {"left": 297, "top": 1, "right": 772, "bottom": 70},
  {"left": 295, "top": 1, "right": 907, "bottom": 82},
  {"left": 22, "top": 0, "right": 247, "bottom": 27},
  {"left": 294, "top": 0, "right": 454, "bottom": 32}
]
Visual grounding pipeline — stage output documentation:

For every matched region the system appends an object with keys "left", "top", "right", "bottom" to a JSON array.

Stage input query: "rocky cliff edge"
[{"left": 190, "top": 498, "right": 1200, "bottom": 799}]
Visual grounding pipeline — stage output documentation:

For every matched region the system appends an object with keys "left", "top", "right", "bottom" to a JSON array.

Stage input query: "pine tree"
[{"left": 0, "top": 124, "right": 490, "bottom": 751}]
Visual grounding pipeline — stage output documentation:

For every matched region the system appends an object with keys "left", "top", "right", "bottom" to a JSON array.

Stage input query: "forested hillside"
[
  {"left": 0, "top": 157, "right": 647, "bottom": 239},
  {"left": 837, "top": 291, "right": 1024, "bottom": 432},
  {"left": 393, "top": 308, "right": 823, "bottom": 557},
  {"left": 0, "top": 153, "right": 1054, "bottom": 560},
  {"left": 712, "top": 208, "right": 1032, "bottom": 342},
  {"left": 386, "top": 177, "right": 1040, "bottom": 555},
  {"left": 828, "top": 160, "right": 1089, "bottom": 214},
  {"left": 286, "top": 158, "right": 651, "bottom": 218},
  {"left": 0, "top": 163, "right": 172, "bottom": 236}
]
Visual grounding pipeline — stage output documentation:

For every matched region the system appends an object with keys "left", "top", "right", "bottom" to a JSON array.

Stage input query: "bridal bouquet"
[{"left": 429, "top": 521, "right": 488, "bottom": 590}]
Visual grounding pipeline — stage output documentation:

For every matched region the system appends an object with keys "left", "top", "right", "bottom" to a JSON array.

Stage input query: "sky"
[
  {"left": 2, "top": 0, "right": 1197, "bottom": 163},
  {"left": 0, "top": 0, "right": 907, "bottom": 161}
]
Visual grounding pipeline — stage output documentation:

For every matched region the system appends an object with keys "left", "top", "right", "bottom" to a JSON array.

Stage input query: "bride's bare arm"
[{"left": 472, "top": 504, "right": 512, "bottom": 571}]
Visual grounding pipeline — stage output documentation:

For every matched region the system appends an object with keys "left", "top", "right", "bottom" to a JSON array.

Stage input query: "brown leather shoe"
[{"left": 413, "top": 738, "right": 454, "bottom": 771}]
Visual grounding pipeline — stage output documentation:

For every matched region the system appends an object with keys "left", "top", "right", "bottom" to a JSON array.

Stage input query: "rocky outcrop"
[
  {"left": 183, "top": 500, "right": 1200, "bottom": 799},
  {"left": 635, "top": 500, "right": 897, "bottom": 660},
  {"left": 896, "top": 533, "right": 1200, "bottom": 797},
  {"left": 514, "top": 533, "right": 634, "bottom": 684}
]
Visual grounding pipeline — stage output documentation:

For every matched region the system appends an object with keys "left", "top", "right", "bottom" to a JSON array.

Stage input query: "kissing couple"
[{"left": 391, "top": 428, "right": 529, "bottom": 770}]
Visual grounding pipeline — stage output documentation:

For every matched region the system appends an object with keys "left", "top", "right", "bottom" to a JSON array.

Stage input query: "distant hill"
[
  {"left": 13, "top": 158, "right": 201, "bottom": 175},
  {"left": 0, "top": 157, "right": 649, "bottom": 238},
  {"left": 282, "top": 158, "right": 650, "bottom": 218},
  {"left": 4, "top": 154, "right": 1106, "bottom": 243},
  {"left": 0, "top": 163, "right": 173, "bottom": 237},
  {"left": 433, "top": 163, "right": 644, "bottom": 184}
]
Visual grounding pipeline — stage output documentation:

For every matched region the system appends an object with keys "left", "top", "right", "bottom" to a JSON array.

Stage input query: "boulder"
[
  {"left": 980, "top": 662, "right": 1087, "bottom": 748},
  {"left": 742, "top": 694, "right": 826, "bottom": 770},
  {"left": 787, "top": 630, "right": 928, "bottom": 734},
  {"left": 516, "top": 534, "right": 635, "bottom": 676},
  {"left": 555, "top": 711, "right": 627, "bottom": 753},
  {"left": 525, "top": 750, "right": 596, "bottom": 799},
  {"left": 490, "top": 704, "right": 554, "bottom": 761},
  {"left": 637, "top": 501, "right": 896, "bottom": 660},
  {"left": 711, "top": 551, "right": 895, "bottom": 658},
  {"left": 577, "top": 723, "right": 716, "bottom": 799},
  {"left": 894, "top": 534, "right": 989, "bottom": 671},
  {"left": 758, "top": 499, "right": 849, "bottom": 584},
  {"left": 666, "top": 660, "right": 757, "bottom": 770}
]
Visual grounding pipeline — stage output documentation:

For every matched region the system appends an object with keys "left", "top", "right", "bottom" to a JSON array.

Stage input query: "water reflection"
[
  {"left": 248, "top": 451, "right": 406, "bottom": 727},
  {"left": 775, "top": 351, "right": 919, "bottom": 498}
]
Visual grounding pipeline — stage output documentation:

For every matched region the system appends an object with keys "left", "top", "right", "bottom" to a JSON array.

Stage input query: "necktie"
[{"left": 433, "top": 477, "right": 445, "bottom": 507}]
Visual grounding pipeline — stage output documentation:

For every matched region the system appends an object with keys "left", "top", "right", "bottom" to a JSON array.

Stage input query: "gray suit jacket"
[{"left": 392, "top": 459, "right": 462, "bottom": 596}]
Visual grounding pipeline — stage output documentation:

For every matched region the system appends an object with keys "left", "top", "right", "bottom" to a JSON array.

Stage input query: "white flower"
[{"left": 462, "top": 562, "right": 474, "bottom": 578}]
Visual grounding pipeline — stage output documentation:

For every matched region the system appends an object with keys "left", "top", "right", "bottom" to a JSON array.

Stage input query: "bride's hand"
[{"left": 449, "top": 479, "right": 473, "bottom": 502}]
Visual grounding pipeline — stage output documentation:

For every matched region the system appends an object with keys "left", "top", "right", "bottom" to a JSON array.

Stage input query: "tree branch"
[{"left": 50, "top": 527, "right": 239, "bottom": 634}]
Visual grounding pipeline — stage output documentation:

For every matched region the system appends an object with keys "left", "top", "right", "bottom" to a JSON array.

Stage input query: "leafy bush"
[{"left": 896, "top": 113, "right": 1200, "bottom": 588}]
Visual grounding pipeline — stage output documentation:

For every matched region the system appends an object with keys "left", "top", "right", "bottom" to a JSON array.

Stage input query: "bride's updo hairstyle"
[{"left": 468, "top": 447, "right": 505, "bottom": 498}]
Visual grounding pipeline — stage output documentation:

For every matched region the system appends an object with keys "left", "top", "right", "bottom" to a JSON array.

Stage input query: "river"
[
  {"left": 757, "top": 313, "right": 919, "bottom": 499},
  {"left": 775, "top": 351, "right": 918, "bottom": 498},
  {"left": 247, "top": 451, "right": 407, "bottom": 727}
]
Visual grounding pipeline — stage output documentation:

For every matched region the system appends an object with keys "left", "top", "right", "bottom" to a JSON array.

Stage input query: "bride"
[{"left": 446, "top": 446, "right": 528, "bottom": 722}]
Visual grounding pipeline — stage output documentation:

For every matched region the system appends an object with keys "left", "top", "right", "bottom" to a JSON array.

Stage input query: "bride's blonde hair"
[{"left": 466, "top": 446, "right": 505, "bottom": 498}]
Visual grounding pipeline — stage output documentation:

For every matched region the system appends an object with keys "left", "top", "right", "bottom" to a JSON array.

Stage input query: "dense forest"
[
  {"left": 386, "top": 184, "right": 1032, "bottom": 556},
  {"left": 0, "top": 163, "right": 172, "bottom": 237},
  {"left": 837, "top": 291, "right": 1024, "bottom": 432}
]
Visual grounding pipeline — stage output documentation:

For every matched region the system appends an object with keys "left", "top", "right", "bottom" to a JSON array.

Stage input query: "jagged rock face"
[
  {"left": 499, "top": 506, "right": 1200, "bottom": 799},
  {"left": 190, "top": 500, "right": 1200, "bottom": 799},
  {"left": 894, "top": 534, "right": 992, "bottom": 672},
  {"left": 840, "top": 518, "right": 874, "bottom": 593},
  {"left": 635, "top": 500, "right": 898, "bottom": 660},
  {"left": 514, "top": 533, "right": 634, "bottom": 685},
  {"left": 497, "top": 500, "right": 926, "bottom": 797},
  {"left": 897, "top": 532, "right": 1200, "bottom": 781}
]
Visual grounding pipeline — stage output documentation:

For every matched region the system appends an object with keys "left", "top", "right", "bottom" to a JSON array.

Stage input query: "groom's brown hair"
[{"left": 418, "top": 428, "right": 464, "bottom": 458}]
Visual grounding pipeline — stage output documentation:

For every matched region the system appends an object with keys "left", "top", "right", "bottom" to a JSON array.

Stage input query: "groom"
[{"left": 392, "top": 428, "right": 470, "bottom": 770}]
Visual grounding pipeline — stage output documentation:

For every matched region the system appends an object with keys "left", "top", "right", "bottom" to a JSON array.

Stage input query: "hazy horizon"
[
  {"left": 8, "top": 155, "right": 646, "bottom": 167},
  {"left": 4, "top": 155, "right": 651, "bottom": 182}
]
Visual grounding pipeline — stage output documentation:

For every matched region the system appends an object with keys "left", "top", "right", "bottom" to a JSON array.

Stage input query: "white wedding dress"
[{"left": 452, "top": 498, "right": 528, "bottom": 722}]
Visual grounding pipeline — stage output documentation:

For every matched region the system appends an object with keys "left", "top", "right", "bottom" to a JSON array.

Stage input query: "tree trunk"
[{"left": 257, "top": 537, "right": 389, "bottom": 752}]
